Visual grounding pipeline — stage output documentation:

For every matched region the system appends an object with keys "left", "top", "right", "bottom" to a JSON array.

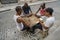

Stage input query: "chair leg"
[{"left": 42, "top": 30, "right": 49, "bottom": 38}]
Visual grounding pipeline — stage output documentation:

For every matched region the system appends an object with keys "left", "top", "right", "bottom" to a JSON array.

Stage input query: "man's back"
[
  {"left": 43, "top": 16, "right": 55, "bottom": 31},
  {"left": 22, "top": 6, "right": 31, "bottom": 14},
  {"left": 14, "top": 15, "right": 24, "bottom": 31}
]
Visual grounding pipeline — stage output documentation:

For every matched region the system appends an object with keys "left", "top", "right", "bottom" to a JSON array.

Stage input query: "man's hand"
[
  {"left": 39, "top": 20, "right": 48, "bottom": 29},
  {"left": 17, "top": 17, "right": 24, "bottom": 23},
  {"left": 26, "top": 13, "right": 33, "bottom": 17}
]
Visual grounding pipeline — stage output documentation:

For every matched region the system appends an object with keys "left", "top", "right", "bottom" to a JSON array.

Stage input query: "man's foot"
[{"left": 29, "top": 30, "right": 35, "bottom": 34}]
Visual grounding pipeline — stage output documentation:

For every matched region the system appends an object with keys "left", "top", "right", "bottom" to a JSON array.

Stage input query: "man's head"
[
  {"left": 24, "top": 3, "right": 28, "bottom": 7},
  {"left": 44, "top": 8, "right": 54, "bottom": 17},
  {"left": 15, "top": 6, "right": 22, "bottom": 15},
  {"left": 41, "top": 3, "right": 46, "bottom": 9}
]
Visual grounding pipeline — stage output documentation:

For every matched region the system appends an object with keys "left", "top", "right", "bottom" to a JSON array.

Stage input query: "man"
[
  {"left": 22, "top": 3, "right": 32, "bottom": 16},
  {"left": 14, "top": 6, "right": 30, "bottom": 31},
  {"left": 28, "top": 14, "right": 43, "bottom": 34},
  {"left": 40, "top": 8, "right": 55, "bottom": 37},
  {"left": 31, "top": 8, "right": 55, "bottom": 34},
  {"left": 36, "top": 3, "right": 46, "bottom": 16}
]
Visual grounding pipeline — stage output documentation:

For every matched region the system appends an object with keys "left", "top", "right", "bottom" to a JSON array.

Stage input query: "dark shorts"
[
  {"left": 22, "top": 23, "right": 43, "bottom": 34},
  {"left": 21, "top": 24, "right": 30, "bottom": 31},
  {"left": 30, "top": 23, "right": 43, "bottom": 33}
]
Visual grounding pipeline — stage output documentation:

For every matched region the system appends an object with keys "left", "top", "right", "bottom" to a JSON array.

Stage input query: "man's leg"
[
  {"left": 30, "top": 23, "right": 43, "bottom": 34},
  {"left": 21, "top": 24, "right": 30, "bottom": 31},
  {"left": 43, "top": 30, "right": 49, "bottom": 38}
]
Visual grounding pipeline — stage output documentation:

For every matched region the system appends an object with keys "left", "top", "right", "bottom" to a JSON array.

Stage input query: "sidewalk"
[
  {"left": 0, "top": 0, "right": 57, "bottom": 12},
  {"left": 0, "top": 0, "right": 60, "bottom": 40},
  {"left": 44, "top": 26, "right": 60, "bottom": 40}
]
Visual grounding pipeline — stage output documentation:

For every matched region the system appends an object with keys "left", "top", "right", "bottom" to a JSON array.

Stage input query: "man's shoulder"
[
  {"left": 14, "top": 15, "right": 18, "bottom": 17},
  {"left": 47, "top": 17, "right": 55, "bottom": 22},
  {"left": 47, "top": 16, "right": 54, "bottom": 19},
  {"left": 14, "top": 15, "right": 21, "bottom": 18}
]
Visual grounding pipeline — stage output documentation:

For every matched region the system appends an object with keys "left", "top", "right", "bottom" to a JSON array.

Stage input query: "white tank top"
[{"left": 14, "top": 15, "right": 24, "bottom": 30}]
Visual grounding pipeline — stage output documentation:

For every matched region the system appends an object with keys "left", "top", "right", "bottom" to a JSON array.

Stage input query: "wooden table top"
[{"left": 23, "top": 15, "right": 40, "bottom": 27}]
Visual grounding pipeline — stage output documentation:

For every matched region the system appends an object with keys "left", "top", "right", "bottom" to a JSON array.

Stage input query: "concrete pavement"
[
  {"left": 44, "top": 26, "right": 60, "bottom": 40},
  {"left": 0, "top": 0, "right": 60, "bottom": 40}
]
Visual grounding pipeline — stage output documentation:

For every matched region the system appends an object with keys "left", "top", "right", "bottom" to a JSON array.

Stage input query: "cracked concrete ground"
[{"left": 0, "top": 0, "right": 60, "bottom": 40}]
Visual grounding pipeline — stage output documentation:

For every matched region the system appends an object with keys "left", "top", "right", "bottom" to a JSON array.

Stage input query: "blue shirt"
[{"left": 22, "top": 6, "right": 31, "bottom": 14}]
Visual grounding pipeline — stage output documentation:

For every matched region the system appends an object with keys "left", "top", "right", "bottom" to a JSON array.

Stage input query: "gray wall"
[{"left": 1, "top": 0, "right": 18, "bottom": 4}]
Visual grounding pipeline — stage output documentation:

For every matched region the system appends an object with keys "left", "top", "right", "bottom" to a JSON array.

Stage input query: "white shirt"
[
  {"left": 43, "top": 16, "right": 55, "bottom": 31},
  {"left": 14, "top": 15, "right": 24, "bottom": 31}
]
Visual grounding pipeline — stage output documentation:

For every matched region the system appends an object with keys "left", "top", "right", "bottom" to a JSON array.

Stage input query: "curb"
[
  {"left": 0, "top": 0, "right": 57, "bottom": 13},
  {"left": 0, "top": 9, "right": 11, "bottom": 13},
  {"left": 27, "top": 0, "right": 57, "bottom": 6}
]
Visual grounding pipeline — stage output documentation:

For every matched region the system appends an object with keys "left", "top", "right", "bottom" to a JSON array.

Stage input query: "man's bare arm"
[
  {"left": 17, "top": 17, "right": 22, "bottom": 23},
  {"left": 36, "top": 7, "right": 41, "bottom": 14},
  {"left": 39, "top": 20, "right": 48, "bottom": 29},
  {"left": 17, "top": 17, "right": 30, "bottom": 26}
]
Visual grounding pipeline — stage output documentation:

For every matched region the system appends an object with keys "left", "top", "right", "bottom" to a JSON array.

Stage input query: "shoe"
[{"left": 21, "top": 28, "right": 26, "bottom": 31}]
